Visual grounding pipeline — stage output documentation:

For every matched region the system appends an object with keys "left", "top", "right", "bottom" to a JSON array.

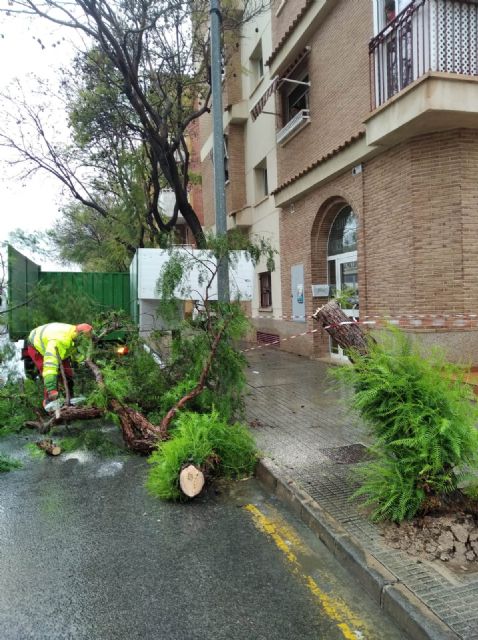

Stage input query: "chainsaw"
[{"left": 43, "top": 396, "right": 86, "bottom": 413}]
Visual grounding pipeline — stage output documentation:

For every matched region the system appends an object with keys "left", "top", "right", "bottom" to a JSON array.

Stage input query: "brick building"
[{"left": 200, "top": 0, "right": 478, "bottom": 362}]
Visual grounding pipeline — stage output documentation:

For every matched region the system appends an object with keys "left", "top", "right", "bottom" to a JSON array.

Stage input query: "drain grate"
[{"left": 320, "top": 443, "right": 369, "bottom": 464}]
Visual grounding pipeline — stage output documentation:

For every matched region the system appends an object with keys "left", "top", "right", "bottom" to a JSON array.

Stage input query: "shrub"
[
  {"left": 0, "top": 452, "right": 22, "bottom": 472},
  {"left": 334, "top": 329, "right": 478, "bottom": 522},
  {"left": 146, "top": 410, "right": 257, "bottom": 501}
]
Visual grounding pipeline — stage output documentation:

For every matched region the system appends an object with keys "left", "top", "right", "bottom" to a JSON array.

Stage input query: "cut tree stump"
[
  {"left": 179, "top": 464, "right": 206, "bottom": 498},
  {"left": 312, "top": 300, "right": 371, "bottom": 357},
  {"left": 37, "top": 439, "right": 61, "bottom": 456}
]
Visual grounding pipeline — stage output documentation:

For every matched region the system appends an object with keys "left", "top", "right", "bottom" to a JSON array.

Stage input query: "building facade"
[
  {"left": 202, "top": 0, "right": 478, "bottom": 363},
  {"left": 199, "top": 4, "right": 284, "bottom": 338}
]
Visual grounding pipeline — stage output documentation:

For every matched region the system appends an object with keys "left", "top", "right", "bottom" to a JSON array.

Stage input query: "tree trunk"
[
  {"left": 37, "top": 439, "right": 61, "bottom": 456},
  {"left": 179, "top": 464, "right": 205, "bottom": 498},
  {"left": 110, "top": 399, "right": 168, "bottom": 454},
  {"left": 85, "top": 360, "right": 168, "bottom": 453},
  {"left": 312, "top": 300, "right": 370, "bottom": 357}
]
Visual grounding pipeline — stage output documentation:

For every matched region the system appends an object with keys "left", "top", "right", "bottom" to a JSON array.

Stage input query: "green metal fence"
[{"left": 7, "top": 245, "right": 131, "bottom": 341}]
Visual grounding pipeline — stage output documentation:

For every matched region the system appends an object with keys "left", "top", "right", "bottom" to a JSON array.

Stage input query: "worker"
[{"left": 26, "top": 322, "right": 93, "bottom": 407}]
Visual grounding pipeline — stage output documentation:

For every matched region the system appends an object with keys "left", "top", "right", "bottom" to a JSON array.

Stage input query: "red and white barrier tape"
[{"left": 260, "top": 312, "right": 478, "bottom": 329}]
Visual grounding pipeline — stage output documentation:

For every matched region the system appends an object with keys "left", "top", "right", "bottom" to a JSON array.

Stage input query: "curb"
[{"left": 255, "top": 458, "right": 460, "bottom": 640}]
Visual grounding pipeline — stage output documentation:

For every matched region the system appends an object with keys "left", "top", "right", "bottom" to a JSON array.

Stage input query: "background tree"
[{"left": 0, "top": 0, "right": 268, "bottom": 251}]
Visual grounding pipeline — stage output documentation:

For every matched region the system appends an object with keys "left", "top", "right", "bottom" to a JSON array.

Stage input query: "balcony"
[
  {"left": 276, "top": 109, "right": 311, "bottom": 146},
  {"left": 370, "top": 0, "right": 478, "bottom": 108},
  {"left": 367, "top": 0, "right": 478, "bottom": 146}
]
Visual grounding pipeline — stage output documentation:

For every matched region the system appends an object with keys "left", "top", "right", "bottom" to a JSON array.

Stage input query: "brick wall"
[
  {"left": 187, "top": 116, "right": 204, "bottom": 227},
  {"left": 270, "top": 0, "right": 309, "bottom": 51},
  {"left": 223, "top": 35, "right": 243, "bottom": 108},
  {"left": 201, "top": 158, "right": 215, "bottom": 229},
  {"left": 279, "top": 169, "right": 364, "bottom": 357},
  {"left": 277, "top": 129, "right": 478, "bottom": 359},
  {"left": 225, "top": 123, "right": 247, "bottom": 214},
  {"left": 274, "top": 0, "right": 373, "bottom": 188}
]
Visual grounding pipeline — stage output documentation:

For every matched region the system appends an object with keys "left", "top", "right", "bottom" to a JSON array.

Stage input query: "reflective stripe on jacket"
[{"left": 28, "top": 323, "right": 77, "bottom": 380}]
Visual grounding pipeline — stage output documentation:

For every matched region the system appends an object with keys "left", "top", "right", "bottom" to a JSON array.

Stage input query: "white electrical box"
[{"left": 311, "top": 284, "right": 330, "bottom": 297}]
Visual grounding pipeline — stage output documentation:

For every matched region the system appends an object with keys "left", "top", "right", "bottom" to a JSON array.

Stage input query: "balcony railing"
[
  {"left": 276, "top": 109, "right": 310, "bottom": 145},
  {"left": 369, "top": 0, "right": 478, "bottom": 109}
]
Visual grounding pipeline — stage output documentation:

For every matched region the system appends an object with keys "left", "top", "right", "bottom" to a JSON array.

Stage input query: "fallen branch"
[
  {"left": 24, "top": 406, "right": 105, "bottom": 433},
  {"left": 86, "top": 359, "right": 168, "bottom": 453},
  {"left": 160, "top": 323, "right": 227, "bottom": 431}
]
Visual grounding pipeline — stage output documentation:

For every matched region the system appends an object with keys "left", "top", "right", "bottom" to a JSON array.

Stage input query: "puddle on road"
[
  {"left": 61, "top": 451, "right": 94, "bottom": 464},
  {"left": 94, "top": 461, "right": 125, "bottom": 477}
]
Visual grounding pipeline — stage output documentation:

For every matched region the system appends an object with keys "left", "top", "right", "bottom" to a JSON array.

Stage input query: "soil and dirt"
[{"left": 381, "top": 493, "right": 478, "bottom": 572}]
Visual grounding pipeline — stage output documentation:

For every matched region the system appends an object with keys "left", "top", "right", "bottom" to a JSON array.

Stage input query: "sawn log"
[
  {"left": 312, "top": 300, "right": 371, "bottom": 357},
  {"left": 37, "top": 438, "right": 61, "bottom": 456}
]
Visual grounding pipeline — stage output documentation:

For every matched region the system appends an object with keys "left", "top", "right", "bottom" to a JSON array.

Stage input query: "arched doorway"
[{"left": 327, "top": 205, "right": 359, "bottom": 359}]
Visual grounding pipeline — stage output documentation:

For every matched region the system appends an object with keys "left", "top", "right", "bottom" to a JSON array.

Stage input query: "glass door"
[{"left": 328, "top": 252, "right": 359, "bottom": 360}]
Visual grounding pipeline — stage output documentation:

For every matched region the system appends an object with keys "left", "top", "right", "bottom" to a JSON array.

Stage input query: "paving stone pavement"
[{"left": 244, "top": 347, "right": 478, "bottom": 640}]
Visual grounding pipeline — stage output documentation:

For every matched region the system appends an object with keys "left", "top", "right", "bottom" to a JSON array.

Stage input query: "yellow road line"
[{"left": 244, "top": 503, "right": 369, "bottom": 640}]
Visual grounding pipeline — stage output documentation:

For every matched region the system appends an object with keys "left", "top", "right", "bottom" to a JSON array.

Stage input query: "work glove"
[
  {"left": 42, "top": 389, "right": 58, "bottom": 410},
  {"left": 46, "top": 389, "right": 59, "bottom": 402}
]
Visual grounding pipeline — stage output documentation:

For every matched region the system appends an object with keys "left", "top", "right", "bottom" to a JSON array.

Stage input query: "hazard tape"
[{"left": 272, "top": 312, "right": 478, "bottom": 322}]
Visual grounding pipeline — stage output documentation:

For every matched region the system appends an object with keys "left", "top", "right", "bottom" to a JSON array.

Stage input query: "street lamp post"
[{"left": 210, "top": 0, "right": 230, "bottom": 302}]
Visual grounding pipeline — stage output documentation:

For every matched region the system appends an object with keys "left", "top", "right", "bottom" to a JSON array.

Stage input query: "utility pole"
[{"left": 210, "top": 0, "right": 230, "bottom": 302}]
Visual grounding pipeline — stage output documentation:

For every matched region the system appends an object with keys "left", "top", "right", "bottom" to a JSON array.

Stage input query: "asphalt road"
[{"left": 0, "top": 428, "right": 406, "bottom": 640}]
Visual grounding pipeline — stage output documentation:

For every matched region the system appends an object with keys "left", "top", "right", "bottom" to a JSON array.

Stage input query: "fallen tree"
[{"left": 23, "top": 317, "right": 232, "bottom": 454}]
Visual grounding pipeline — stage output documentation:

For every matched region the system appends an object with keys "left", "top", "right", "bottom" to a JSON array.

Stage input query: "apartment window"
[
  {"left": 385, "top": 0, "right": 396, "bottom": 23},
  {"left": 281, "top": 66, "right": 310, "bottom": 125},
  {"left": 250, "top": 40, "right": 264, "bottom": 91},
  {"left": 254, "top": 158, "right": 268, "bottom": 201},
  {"left": 259, "top": 272, "right": 272, "bottom": 308},
  {"left": 374, "top": 0, "right": 410, "bottom": 33}
]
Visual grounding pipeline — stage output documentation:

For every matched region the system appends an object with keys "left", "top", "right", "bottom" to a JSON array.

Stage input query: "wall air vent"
[{"left": 256, "top": 331, "right": 280, "bottom": 346}]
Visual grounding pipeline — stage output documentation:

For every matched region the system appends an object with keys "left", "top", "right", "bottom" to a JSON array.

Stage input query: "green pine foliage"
[
  {"left": 167, "top": 325, "right": 248, "bottom": 422},
  {"left": 334, "top": 329, "right": 478, "bottom": 522},
  {"left": 146, "top": 410, "right": 257, "bottom": 501},
  {"left": 0, "top": 452, "right": 22, "bottom": 472},
  {"left": 0, "top": 379, "right": 43, "bottom": 436}
]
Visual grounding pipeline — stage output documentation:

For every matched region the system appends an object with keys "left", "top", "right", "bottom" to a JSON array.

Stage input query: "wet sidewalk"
[{"left": 245, "top": 347, "right": 478, "bottom": 640}]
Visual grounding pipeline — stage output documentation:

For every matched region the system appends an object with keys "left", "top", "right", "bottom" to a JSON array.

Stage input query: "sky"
[{"left": 0, "top": 12, "right": 77, "bottom": 270}]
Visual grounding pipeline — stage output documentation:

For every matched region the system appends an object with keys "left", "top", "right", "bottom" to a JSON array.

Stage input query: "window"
[
  {"left": 328, "top": 206, "right": 358, "bottom": 256},
  {"left": 282, "top": 67, "right": 310, "bottom": 125},
  {"left": 385, "top": 0, "right": 396, "bottom": 23},
  {"left": 374, "top": 0, "right": 410, "bottom": 33},
  {"left": 254, "top": 158, "right": 268, "bottom": 201},
  {"left": 259, "top": 272, "right": 272, "bottom": 308},
  {"left": 250, "top": 40, "right": 264, "bottom": 91}
]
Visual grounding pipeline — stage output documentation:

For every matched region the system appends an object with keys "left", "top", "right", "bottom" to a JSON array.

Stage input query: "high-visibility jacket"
[{"left": 28, "top": 323, "right": 78, "bottom": 390}]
